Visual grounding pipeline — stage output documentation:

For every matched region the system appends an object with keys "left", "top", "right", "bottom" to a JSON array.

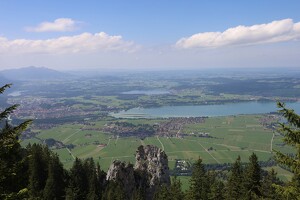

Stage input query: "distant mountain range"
[{"left": 0, "top": 66, "right": 71, "bottom": 81}]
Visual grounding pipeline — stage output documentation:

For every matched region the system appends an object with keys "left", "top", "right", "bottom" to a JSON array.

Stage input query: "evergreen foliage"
[
  {"left": 186, "top": 158, "right": 209, "bottom": 200},
  {"left": 169, "top": 176, "right": 185, "bottom": 200},
  {"left": 207, "top": 172, "right": 224, "bottom": 200},
  {"left": 0, "top": 84, "right": 32, "bottom": 199},
  {"left": 261, "top": 168, "right": 282, "bottom": 199},
  {"left": 102, "top": 181, "right": 126, "bottom": 200},
  {"left": 43, "top": 155, "right": 66, "bottom": 200},
  {"left": 154, "top": 176, "right": 184, "bottom": 200},
  {"left": 274, "top": 102, "right": 300, "bottom": 199},
  {"left": 28, "top": 144, "right": 50, "bottom": 199},
  {"left": 65, "top": 158, "right": 88, "bottom": 200},
  {"left": 244, "top": 153, "right": 262, "bottom": 199},
  {"left": 225, "top": 156, "right": 244, "bottom": 199}
]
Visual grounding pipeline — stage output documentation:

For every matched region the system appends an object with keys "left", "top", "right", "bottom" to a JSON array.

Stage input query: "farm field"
[{"left": 21, "top": 114, "right": 293, "bottom": 173}]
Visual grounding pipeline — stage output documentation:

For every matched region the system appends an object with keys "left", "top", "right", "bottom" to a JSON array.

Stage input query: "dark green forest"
[{"left": 1, "top": 84, "right": 300, "bottom": 200}]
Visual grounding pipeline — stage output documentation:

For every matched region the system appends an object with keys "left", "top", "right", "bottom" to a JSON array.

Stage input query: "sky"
[{"left": 0, "top": 0, "right": 300, "bottom": 71}]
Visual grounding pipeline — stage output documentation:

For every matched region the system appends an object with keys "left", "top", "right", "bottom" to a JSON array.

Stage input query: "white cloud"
[
  {"left": 176, "top": 19, "right": 300, "bottom": 48},
  {"left": 0, "top": 32, "right": 139, "bottom": 54},
  {"left": 26, "top": 18, "right": 79, "bottom": 32}
]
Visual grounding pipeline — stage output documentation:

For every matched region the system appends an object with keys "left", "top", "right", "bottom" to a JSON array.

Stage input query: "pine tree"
[
  {"left": 131, "top": 187, "right": 145, "bottom": 200},
  {"left": 65, "top": 158, "right": 88, "bottom": 200},
  {"left": 85, "top": 158, "right": 99, "bottom": 200},
  {"left": 170, "top": 176, "right": 184, "bottom": 200},
  {"left": 261, "top": 168, "right": 281, "bottom": 199},
  {"left": 102, "top": 181, "right": 126, "bottom": 200},
  {"left": 43, "top": 154, "right": 66, "bottom": 200},
  {"left": 96, "top": 162, "right": 106, "bottom": 199},
  {"left": 208, "top": 172, "right": 224, "bottom": 200},
  {"left": 154, "top": 184, "right": 170, "bottom": 200},
  {"left": 153, "top": 176, "right": 184, "bottom": 200},
  {"left": 243, "top": 153, "right": 262, "bottom": 199},
  {"left": 28, "top": 144, "right": 50, "bottom": 199},
  {"left": 225, "top": 156, "right": 244, "bottom": 200},
  {"left": 273, "top": 102, "right": 300, "bottom": 199},
  {"left": 0, "top": 84, "right": 32, "bottom": 199},
  {"left": 186, "top": 158, "right": 208, "bottom": 200}
]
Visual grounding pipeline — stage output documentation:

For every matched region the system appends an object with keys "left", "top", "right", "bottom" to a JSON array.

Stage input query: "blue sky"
[{"left": 0, "top": 0, "right": 300, "bottom": 70}]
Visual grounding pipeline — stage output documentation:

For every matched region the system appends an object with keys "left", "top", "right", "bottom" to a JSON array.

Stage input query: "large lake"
[{"left": 111, "top": 101, "right": 300, "bottom": 118}]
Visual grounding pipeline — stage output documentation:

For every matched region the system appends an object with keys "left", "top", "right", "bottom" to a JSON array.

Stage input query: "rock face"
[
  {"left": 106, "top": 145, "right": 170, "bottom": 200},
  {"left": 106, "top": 160, "right": 135, "bottom": 199},
  {"left": 135, "top": 145, "right": 170, "bottom": 185}
]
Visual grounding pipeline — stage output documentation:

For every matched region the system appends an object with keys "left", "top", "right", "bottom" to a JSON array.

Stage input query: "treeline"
[
  {"left": 0, "top": 141, "right": 284, "bottom": 200},
  {"left": 156, "top": 154, "right": 284, "bottom": 200},
  {"left": 0, "top": 142, "right": 108, "bottom": 200}
]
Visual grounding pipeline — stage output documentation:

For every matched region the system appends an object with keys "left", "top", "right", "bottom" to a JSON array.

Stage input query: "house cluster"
[
  {"left": 189, "top": 132, "right": 211, "bottom": 137},
  {"left": 7, "top": 97, "right": 112, "bottom": 123},
  {"left": 173, "top": 159, "right": 192, "bottom": 176},
  {"left": 156, "top": 117, "right": 207, "bottom": 137},
  {"left": 102, "top": 122, "right": 155, "bottom": 138}
]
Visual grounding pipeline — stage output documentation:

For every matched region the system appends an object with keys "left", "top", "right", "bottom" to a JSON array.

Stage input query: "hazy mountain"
[{"left": 0, "top": 66, "right": 71, "bottom": 81}]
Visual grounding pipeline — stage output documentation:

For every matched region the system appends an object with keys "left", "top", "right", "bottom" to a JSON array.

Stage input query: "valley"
[{"left": 2, "top": 67, "right": 299, "bottom": 182}]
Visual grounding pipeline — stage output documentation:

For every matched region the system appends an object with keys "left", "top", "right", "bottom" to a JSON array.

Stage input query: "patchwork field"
[{"left": 21, "top": 114, "right": 293, "bottom": 176}]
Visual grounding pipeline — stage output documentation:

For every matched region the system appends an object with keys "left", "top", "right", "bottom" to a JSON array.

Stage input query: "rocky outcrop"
[
  {"left": 106, "top": 145, "right": 170, "bottom": 200},
  {"left": 135, "top": 145, "right": 170, "bottom": 186},
  {"left": 106, "top": 160, "right": 135, "bottom": 199}
]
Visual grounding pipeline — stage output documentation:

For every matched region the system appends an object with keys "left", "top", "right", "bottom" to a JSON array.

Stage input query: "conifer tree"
[
  {"left": 261, "top": 168, "right": 281, "bottom": 199},
  {"left": 225, "top": 156, "right": 244, "bottom": 200},
  {"left": 84, "top": 158, "right": 100, "bottom": 200},
  {"left": 96, "top": 162, "right": 106, "bottom": 199},
  {"left": 186, "top": 158, "right": 209, "bottom": 200},
  {"left": 154, "top": 184, "right": 170, "bottom": 200},
  {"left": 28, "top": 144, "right": 50, "bottom": 199},
  {"left": 243, "top": 153, "right": 262, "bottom": 199},
  {"left": 43, "top": 154, "right": 66, "bottom": 200},
  {"left": 170, "top": 176, "right": 184, "bottom": 200},
  {"left": 208, "top": 172, "right": 224, "bottom": 200},
  {"left": 102, "top": 181, "right": 126, "bottom": 200},
  {"left": 0, "top": 84, "right": 32, "bottom": 199},
  {"left": 65, "top": 158, "right": 88, "bottom": 200},
  {"left": 273, "top": 102, "right": 300, "bottom": 199},
  {"left": 153, "top": 176, "right": 184, "bottom": 200}
]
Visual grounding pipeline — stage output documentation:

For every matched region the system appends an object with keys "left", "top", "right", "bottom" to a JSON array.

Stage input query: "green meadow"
[{"left": 22, "top": 114, "right": 292, "bottom": 177}]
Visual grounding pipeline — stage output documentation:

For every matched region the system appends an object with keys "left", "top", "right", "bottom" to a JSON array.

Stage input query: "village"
[{"left": 102, "top": 117, "right": 211, "bottom": 139}]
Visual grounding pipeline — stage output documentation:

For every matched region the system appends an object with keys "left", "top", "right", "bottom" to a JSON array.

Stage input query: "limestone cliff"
[
  {"left": 135, "top": 145, "right": 170, "bottom": 187},
  {"left": 106, "top": 145, "right": 170, "bottom": 200},
  {"left": 106, "top": 160, "right": 135, "bottom": 199}
]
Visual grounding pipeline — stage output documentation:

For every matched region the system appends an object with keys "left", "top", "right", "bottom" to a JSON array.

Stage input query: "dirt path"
[
  {"left": 270, "top": 132, "right": 275, "bottom": 152},
  {"left": 197, "top": 141, "right": 220, "bottom": 164},
  {"left": 157, "top": 136, "right": 165, "bottom": 151},
  {"left": 62, "top": 125, "right": 86, "bottom": 143},
  {"left": 66, "top": 148, "right": 76, "bottom": 160}
]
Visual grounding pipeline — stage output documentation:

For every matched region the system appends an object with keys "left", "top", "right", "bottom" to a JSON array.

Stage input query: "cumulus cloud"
[
  {"left": 176, "top": 19, "right": 300, "bottom": 48},
  {"left": 0, "top": 32, "right": 139, "bottom": 54},
  {"left": 26, "top": 18, "right": 79, "bottom": 32}
]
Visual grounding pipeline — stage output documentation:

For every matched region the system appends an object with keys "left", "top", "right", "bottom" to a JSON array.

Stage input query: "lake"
[
  {"left": 8, "top": 91, "right": 24, "bottom": 97},
  {"left": 111, "top": 101, "right": 300, "bottom": 118}
]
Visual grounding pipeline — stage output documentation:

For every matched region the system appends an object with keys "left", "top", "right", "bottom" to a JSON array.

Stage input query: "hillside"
[{"left": 0, "top": 66, "right": 71, "bottom": 80}]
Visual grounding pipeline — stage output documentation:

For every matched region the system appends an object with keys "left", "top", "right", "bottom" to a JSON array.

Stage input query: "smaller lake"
[
  {"left": 8, "top": 91, "right": 24, "bottom": 97},
  {"left": 121, "top": 90, "right": 170, "bottom": 95},
  {"left": 111, "top": 101, "right": 300, "bottom": 118}
]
